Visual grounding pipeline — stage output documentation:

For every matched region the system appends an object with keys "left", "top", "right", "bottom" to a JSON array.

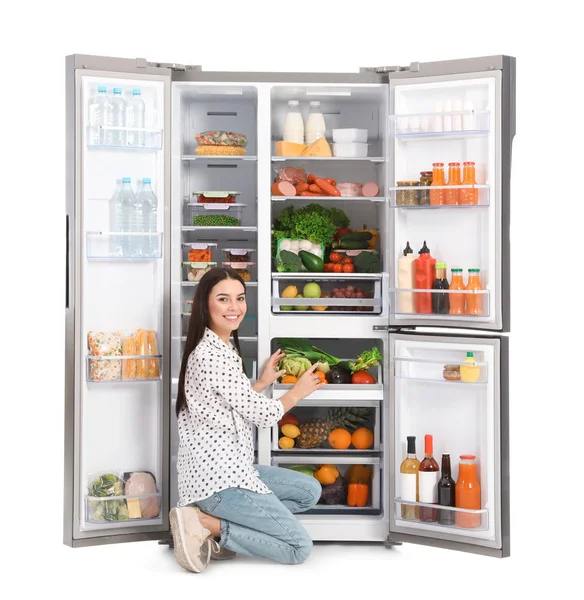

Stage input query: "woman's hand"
[
  {"left": 290, "top": 363, "right": 324, "bottom": 401},
  {"left": 254, "top": 349, "right": 286, "bottom": 393}
]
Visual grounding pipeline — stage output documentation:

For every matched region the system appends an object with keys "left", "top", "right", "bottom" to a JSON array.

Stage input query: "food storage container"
[
  {"left": 332, "top": 142, "right": 368, "bottom": 158},
  {"left": 396, "top": 181, "right": 419, "bottom": 206},
  {"left": 186, "top": 202, "right": 245, "bottom": 227},
  {"left": 183, "top": 262, "right": 217, "bottom": 282},
  {"left": 222, "top": 262, "right": 255, "bottom": 282},
  {"left": 277, "top": 239, "right": 324, "bottom": 260},
  {"left": 443, "top": 365, "right": 461, "bottom": 381},
  {"left": 418, "top": 171, "right": 433, "bottom": 205},
  {"left": 183, "top": 242, "right": 217, "bottom": 263},
  {"left": 192, "top": 191, "right": 240, "bottom": 204},
  {"left": 332, "top": 128, "right": 368, "bottom": 143},
  {"left": 223, "top": 248, "right": 256, "bottom": 262}
]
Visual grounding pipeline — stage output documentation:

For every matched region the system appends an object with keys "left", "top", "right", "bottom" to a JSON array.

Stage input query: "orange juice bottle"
[
  {"left": 465, "top": 268, "right": 483, "bottom": 315},
  {"left": 429, "top": 162, "right": 445, "bottom": 206},
  {"left": 459, "top": 161, "right": 478, "bottom": 205},
  {"left": 445, "top": 162, "right": 461, "bottom": 205},
  {"left": 455, "top": 455, "right": 481, "bottom": 528},
  {"left": 448, "top": 268, "right": 465, "bottom": 315}
]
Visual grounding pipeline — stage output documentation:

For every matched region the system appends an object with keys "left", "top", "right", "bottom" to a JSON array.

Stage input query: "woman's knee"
[
  {"left": 305, "top": 476, "right": 322, "bottom": 507},
  {"left": 288, "top": 532, "right": 313, "bottom": 564}
]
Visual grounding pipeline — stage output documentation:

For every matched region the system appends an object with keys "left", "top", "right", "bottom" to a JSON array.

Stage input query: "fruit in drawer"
[
  {"left": 279, "top": 413, "right": 299, "bottom": 427},
  {"left": 289, "top": 465, "right": 316, "bottom": 477},
  {"left": 282, "top": 285, "right": 299, "bottom": 298},
  {"left": 319, "top": 475, "right": 348, "bottom": 505},
  {"left": 296, "top": 407, "right": 372, "bottom": 449},
  {"left": 314, "top": 464, "right": 340, "bottom": 485},
  {"left": 294, "top": 293, "right": 309, "bottom": 310},
  {"left": 302, "top": 282, "right": 321, "bottom": 299},
  {"left": 348, "top": 464, "right": 373, "bottom": 484},
  {"left": 281, "top": 424, "right": 301, "bottom": 439},
  {"left": 328, "top": 428, "right": 352, "bottom": 450},
  {"left": 351, "top": 427, "right": 374, "bottom": 450},
  {"left": 279, "top": 437, "right": 295, "bottom": 449}
]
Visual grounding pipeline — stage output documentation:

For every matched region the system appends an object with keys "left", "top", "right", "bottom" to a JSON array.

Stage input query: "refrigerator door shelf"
[
  {"left": 272, "top": 156, "right": 385, "bottom": 163},
  {"left": 394, "top": 356, "right": 488, "bottom": 385},
  {"left": 389, "top": 110, "right": 490, "bottom": 139},
  {"left": 389, "top": 288, "right": 491, "bottom": 319},
  {"left": 272, "top": 196, "right": 384, "bottom": 203},
  {"left": 85, "top": 355, "right": 162, "bottom": 383},
  {"left": 86, "top": 231, "right": 163, "bottom": 260},
  {"left": 394, "top": 498, "right": 489, "bottom": 532},
  {"left": 388, "top": 185, "right": 490, "bottom": 208},
  {"left": 86, "top": 126, "right": 163, "bottom": 151},
  {"left": 85, "top": 492, "right": 162, "bottom": 526}
]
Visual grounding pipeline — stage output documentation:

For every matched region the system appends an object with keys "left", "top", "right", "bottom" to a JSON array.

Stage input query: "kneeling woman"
[{"left": 170, "top": 267, "right": 323, "bottom": 573}]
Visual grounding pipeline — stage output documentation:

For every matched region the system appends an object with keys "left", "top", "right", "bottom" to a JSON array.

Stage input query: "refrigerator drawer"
[
  {"left": 272, "top": 399, "right": 380, "bottom": 453},
  {"left": 271, "top": 456, "right": 381, "bottom": 515}
]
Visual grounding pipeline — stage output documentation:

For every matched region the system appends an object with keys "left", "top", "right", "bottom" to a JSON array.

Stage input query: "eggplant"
[{"left": 326, "top": 366, "right": 352, "bottom": 384}]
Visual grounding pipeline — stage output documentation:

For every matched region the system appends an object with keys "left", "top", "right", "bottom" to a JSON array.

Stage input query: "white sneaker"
[{"left": 170, "top": 506, "right": 217, "bottom": 573}]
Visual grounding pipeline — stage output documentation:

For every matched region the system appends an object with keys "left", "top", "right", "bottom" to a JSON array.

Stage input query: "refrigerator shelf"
[
  {"left": 272, "top": 272, "right": 381, "bottom": 281},
  {"left": 388, "top": 184, "right": 490, "bottom": 208},
  {"left": 394, "top": 498, "right": 489, "bottom": 532},
  {"left": 179, "top": 335, "right": 258, "bottom": 343},
  {"left": 86, "top": 355, "right": 162, "bottom": 383},
  {"left": 182, "top": 281, "right": 258, "bottom": 287},
  {"left": 392, "top": 130, "right": 489, "bottom": 141},
  {"left": 272, "top": 156, "right": 385, "bottom": 163},
  {"left": 182, "top": 226, "right": 258, "bottom": 237},
  {"left": 395, "top": 376, "right": 487, "bottom": 386},
  {"left": 273, "top": 384, "right": 383, "bottom": 402},
  {"left": 182, "top": 155, "right": 257, "bottom": 161},
  {"left": 86, "top": 126, "right": 163, "bottom": 151},
  {"left": 394, "top": 355, "right": 488, "bottom": 384},
  {"left": 86, "top": 231, "right": 163, "bottom": 260},
  {"left": 272, "top": 196, "right": 384, "bottom": 203},
  {"left": 85, "top": 492, "right": 162, "bottom": 524},
  {"left": 389, "top": 110, "right": 490, "bottom": 140}
]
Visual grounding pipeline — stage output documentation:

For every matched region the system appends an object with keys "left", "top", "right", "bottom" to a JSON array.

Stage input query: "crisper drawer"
[
  {"left": 271, "top": 399, "right": 381, "bottom": 453},
  {"left": 271, "top": 455, "right": 381, "bottom": 515},
  {"left": 272, "top": 273, "right": 382, "bottom": 314}
]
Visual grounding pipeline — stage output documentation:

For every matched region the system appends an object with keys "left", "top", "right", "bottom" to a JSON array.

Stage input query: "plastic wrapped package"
[
  {"left": 86, "top": 471, "right": 129, "bottom": 523},
  {"left": 195, "top": 131, "right": 248, "bottom": 155},
  {"left": 274, "top": 166, "right": 308, "bottom": 185},
  {"left": 123, "top": 471, "right": 160, "bottom": 519},
  {"left": 87, "top": 331, "right": 122, "bottom": 381}
]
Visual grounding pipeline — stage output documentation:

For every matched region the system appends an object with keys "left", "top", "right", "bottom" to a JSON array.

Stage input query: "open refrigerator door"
[{"left": 64, "top": 56, "right": 171, "bottom": 547}]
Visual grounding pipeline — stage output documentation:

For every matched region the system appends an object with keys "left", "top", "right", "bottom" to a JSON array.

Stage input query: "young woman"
[{"left": 170, "top": 267, "right": 323, "bottom": 573}]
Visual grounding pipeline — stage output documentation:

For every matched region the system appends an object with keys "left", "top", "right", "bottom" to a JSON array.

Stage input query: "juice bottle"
[
  {"left": 445, "top": 162, "right": 461, "bottom": 205},
  {"left": 455, "top": 455, "right": 481, "bottom": 528},
  {"left": 413, "top": 241, "right": 436, "bottom": 314},
  {"left": 448, "top": 268, "right": 465, "bottom": 315},
  {"left": 429, "top": 162, "right": 445, "bottom": 206},
  {"left": 465, "top": 268, "right": 484, "bottom": 315},
  {"left": 460, "top": 351, "right": 481, "bottom": 383},
  {"left": 459, "top": 161, "right": 479, "bottom": 205}
]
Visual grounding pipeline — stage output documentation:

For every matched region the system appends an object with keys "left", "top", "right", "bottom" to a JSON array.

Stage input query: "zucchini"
[
  {"left": 333, "top": 240, "right": 371, "bottom": 250},
  {"left": 340, "top": 231, "right": 373, "bottom": 242},
  {"left": 298, "top": 250, "right": 324, "bottom": 272}
]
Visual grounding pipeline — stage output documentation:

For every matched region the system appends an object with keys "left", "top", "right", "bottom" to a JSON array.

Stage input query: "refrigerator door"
[
  {"left": 64, "top": 55, "right": 172, "bottom": 547},
  {"left": 388, "top": 331, "right": 509, "bottom": 557},
  {"left": 387, "top": 56, "right": 515, "bottom": 331}
]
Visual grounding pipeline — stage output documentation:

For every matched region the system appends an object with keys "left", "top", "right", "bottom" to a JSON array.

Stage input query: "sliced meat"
[
  {"left": 362, "top": 182, "right": 379, "bottom": 197},
  {"left": 124, "top": 472, "right": 160, "bottom": 519}
]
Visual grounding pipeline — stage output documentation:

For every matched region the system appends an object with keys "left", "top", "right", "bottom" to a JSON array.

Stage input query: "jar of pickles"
[
  {"left": 419, "top": 171, "right": 433, "bottom": 205},
  {"left": 396, "top": 181, "right": 419, "bottom": 206}
]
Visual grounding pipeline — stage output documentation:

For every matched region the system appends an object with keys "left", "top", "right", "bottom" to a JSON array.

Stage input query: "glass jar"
[
  {"left": 443, "top": 364, "right": 461, "bottom": 381},
  {"left": 419, "top": 171, "right": 432, "bottom": 205},
  {"left": 396, "top": 181, "right": 419, "bottom": 206}
]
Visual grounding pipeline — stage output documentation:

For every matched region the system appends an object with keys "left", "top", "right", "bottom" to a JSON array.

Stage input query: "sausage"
[
  {"left": 324, "top": 178, "right": 337, "bottom": 186},
  {"left": 272, "top": 181, "right": 297, "bottom": 197},
  {"left": 295, "top": 182, "right": 309, "bottom": 193},
  {"left": 308, "top": 183, "right": 327, "bottom": 195},
  {"left": 361, "top": 182, "right": 379, "bottom": 197},
  {"left": 315, "top": 177, "right": 341, "bottom": 197},
  {"left": 307, "top": 173, "right": 316, "bottom": 184},
  {"left": 299, "top": 191, "right": 323, "bottom": 196}
]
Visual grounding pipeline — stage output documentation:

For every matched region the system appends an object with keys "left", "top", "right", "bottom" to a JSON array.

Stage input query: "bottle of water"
[
  {"left": 126, "top": 89, "right": 146, "bottom": 147},
  {"left": 88, "top": 86, "right": 111, "bottom": 146},
  {"left": 113, "top": 177, "right": 138, "bottom": 256},
  {"left": 135, "top": 178, "right": 158, "bottom": 256},
  {"left": 110, "top": 88, "right": 126, "bottom": 146}
]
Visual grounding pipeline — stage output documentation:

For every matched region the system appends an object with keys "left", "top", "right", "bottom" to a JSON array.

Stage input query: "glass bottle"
[
  {"left": 430, "top": 162, "right": 445, "bottom": 206},
  {"left": 283, "top": 100, "right": 305, "bottom": 145},
  {"left": 455, "top": 455, "right": 481, "bottom": 528},
  {"left": 432, "top": 262, "right": 450, "bottom": 314},
  {"left": 459, "top": 161, "right": 479, "bottom": 205},
  {"left": 465, "top": 268, "right": 484, "bottom": 315},
  {"left": 449, "top": 268, "right": 465, "bottom": 315},
  {"left": 419, "top": 171, "right": 432, "bottom": 206},
  {"left": 438, "top": 454, "right": 456, "bottom": 525},
  {"left": 399, "top": 436, "right": 420, "bottom": 520},
  {"left": 418, "top": 434, "right": 440, "bottom": 522},
  {"left": 445, "top": 162, "right": 461, "bottom": 205},
  {"left": 305, "top": 100, "right": 326, "bottom": 145},
  {"left": 396, "top": 181, "right": 419, "bottom": 206}
]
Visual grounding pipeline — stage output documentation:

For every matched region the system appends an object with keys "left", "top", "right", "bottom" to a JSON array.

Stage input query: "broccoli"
[{"left": 276, "top": 249, "right": 303, "bottom": 272}]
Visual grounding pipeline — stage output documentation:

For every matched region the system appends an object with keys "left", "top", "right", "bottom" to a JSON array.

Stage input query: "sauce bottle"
[
  {"left": 445, "top": 162, "right": 461, "bottom": 205},
  {"left": 438, "top": 453, "right": 456, "bottom": 525},
  {"left": 460, "top": 351, "right": 481, "bottom": 383},
  {"left": 432, "top": 262, "right": 450, "bottom": 314},
  {"left": 397, "top": 242, "right": 415, "bottom": 314},
  {"left": 430, "top": 162, "right": 445, "bottom": 206},
  {"left": 459, "top": 161, "right": 478, "bottom": 205},
  {"left": 455, "top": 455, "right": 481, "bottom": 528},
  {"left": 413, "top": 241, "right": 436, "bottom": 314},
  {"left": 448, "top": 268, "right": 465, "bottom": 315},
  {"left": 465, "top": 268, "right": 484, "bottom": 315}
]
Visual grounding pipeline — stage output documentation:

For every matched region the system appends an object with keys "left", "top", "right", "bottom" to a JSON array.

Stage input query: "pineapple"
[{"left": 297, "top": 407, "right": 372, "bottom": 449}]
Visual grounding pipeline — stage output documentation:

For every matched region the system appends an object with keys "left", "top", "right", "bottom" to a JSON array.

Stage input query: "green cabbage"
[{"left": 279, "top": 357, "right": 311, "bottom": 378}]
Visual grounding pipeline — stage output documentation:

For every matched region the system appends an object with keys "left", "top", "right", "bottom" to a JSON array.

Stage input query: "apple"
[{"left": 303, "top": 282, "right": 321, "bottom": 299}]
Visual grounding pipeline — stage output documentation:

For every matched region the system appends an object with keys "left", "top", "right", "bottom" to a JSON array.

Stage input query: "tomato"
[
  {"left": 342, "top": 257, "right": 353, "bottom": 264},
  {"left": 334, "top": 227, "right": 352, "bottom": 240},
  {"left": 324, "top": 263, "right": 334, "bottom": 272},
  {"left": 329, "top": 252, "right": 343, "bottom": 263},
  {"left": 351, "top": 371, "right": 376, "bottom": 384},
  {"left": 333, "top": 264, "right": 344, "bottom": 273},
  {"left": 342, "top": 263, "right": 355, "bottom": 273}
]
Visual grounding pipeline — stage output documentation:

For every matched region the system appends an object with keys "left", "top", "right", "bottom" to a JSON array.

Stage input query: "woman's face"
[{"left": 208, "top": 277, "right": 247, "bottom": 338}]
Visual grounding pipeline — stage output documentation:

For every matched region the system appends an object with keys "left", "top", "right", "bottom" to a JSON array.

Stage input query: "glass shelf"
[
  {"left": 86, "top": 232, "right": 162, "bottom": 260},
  {"left": 394, "top": 498, "right": 488, "bottom": 531},
  {"left": 86, "top": 355, "right": 162, "bottom": 383},
  {"left": 272, "top": 156, "right": 384, "bottom": 163},
  {"left": 272, "top": 196, "right": 384, "bottom": 203},
  {"left": 86, "top": 126, "right": 162, "bottom": 151},
  {"left": 182, "top": 281, "right": 258, "bottom": 287},
  {"left": 181, "top": 155, "right": 257, "bottom": 161}
]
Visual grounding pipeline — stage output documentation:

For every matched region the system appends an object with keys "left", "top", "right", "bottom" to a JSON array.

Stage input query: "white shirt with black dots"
[{"left": 177, "top": 328, "right": 284, "bottom": 506}]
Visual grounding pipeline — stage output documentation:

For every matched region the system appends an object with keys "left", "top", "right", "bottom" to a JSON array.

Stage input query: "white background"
[{"left": 2, "top": 1, "right": 582, "bottom": 597}]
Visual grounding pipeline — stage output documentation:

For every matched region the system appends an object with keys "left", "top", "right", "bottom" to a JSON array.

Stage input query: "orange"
[
  {"left": 328, "top": 428, "right": 352, "bottom": 450},
  {"left": 351, "top": 427, "right": 374, "bottom": 449}
]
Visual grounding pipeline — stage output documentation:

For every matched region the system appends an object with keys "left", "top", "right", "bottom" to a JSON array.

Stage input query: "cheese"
[
  {"left": 127, "top": 498, "right": 142, "bottom": 519},
  {"left": 276, "top": 141, "right": 308, "bottom": 156},
  {"left": 300, "top": 137, "right": 332, "bottom": 157}
]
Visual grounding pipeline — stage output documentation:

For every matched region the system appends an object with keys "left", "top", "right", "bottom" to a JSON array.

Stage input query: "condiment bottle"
[
  {"left": 419, "top": 171, "right": 432, "bottom": 206},
  {"left": 448, "top": 268, "right": 465, "bottom": 315},
  {"left": 438, "top": 453, "right": 456, "bottom": 525},
  {"left": 455, "top": 454, "right": 481, "bottom": 528},
  {"left": 465, "top": 268, "right": 484, "bottom": 315},
  {"left": 397, "top": 242, "right": 416, "bottom": 314},
  {"left": 460, "top": 351, "right": 481, "bottom": 383},
  {"left": 459, "top": 161, "right": 478, "bottom": 205},
  {"left": 418, "top": 434, "right": 440, "bottom": 523},
  {"left": 413, "top": 241, "right": 436, "bottom": 314},
  {"left": 432, "top": 262, "right": 450, "bottom": 314},
  {"left": 283, "top": 100, "right": 305, "bottom": 145},
  {"left": 445, "top": 162, "right": 461, "bottom": 205},
  {"left": 430, "top": 162, "right": 445, "bottom": 206}
]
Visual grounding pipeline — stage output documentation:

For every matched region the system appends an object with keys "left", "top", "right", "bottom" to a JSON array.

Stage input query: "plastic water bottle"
[
  {"left": 88, "top": 86, "right": 111, "bottom": 146},
  {"left": 126, "top": 89, "right": 146, "bottom": 147},
  {"left": 113, "top": 177, "right": 138, "bottom": 256},
  {"left": 135, "top": 178, "right": 158, "bottom": 256},
  {"left": 110, "top": 88, "right": 126, "bottom": 146}
]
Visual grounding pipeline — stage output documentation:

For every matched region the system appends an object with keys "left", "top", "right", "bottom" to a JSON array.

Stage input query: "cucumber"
[
  {"left": 298, "top": 250, "right": 324, "bottom": 272},
  {"left": 340, "top": 231, "right": 373, "bottom": 242},
  {"left": 333, "top": 240, "right": 371, "bottom": 250}
]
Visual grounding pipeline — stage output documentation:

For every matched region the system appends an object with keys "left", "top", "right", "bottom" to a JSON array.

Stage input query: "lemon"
[
  {"left": 282, "top": 285, "right": 299, "bottom": 299},
  {"left": 281, "top": 424, "right": 301, "bottom": 439},
  {"left": 278, "top": 436, "right": 295, "bottom": 449}
]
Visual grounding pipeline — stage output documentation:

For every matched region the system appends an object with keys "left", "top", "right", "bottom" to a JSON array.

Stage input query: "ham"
[{"left": 124, "top": 472, "right": 160, "bottom": 519}]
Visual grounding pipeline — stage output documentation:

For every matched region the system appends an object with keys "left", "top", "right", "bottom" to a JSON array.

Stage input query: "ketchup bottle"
[{"left": 414, "top": 241, "right": 436, "bottom": 314}]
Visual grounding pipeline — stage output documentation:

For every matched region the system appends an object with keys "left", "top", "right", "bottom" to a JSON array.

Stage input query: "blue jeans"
[{"left": 193, "top": 465, "right": 322, "bottom": 564}]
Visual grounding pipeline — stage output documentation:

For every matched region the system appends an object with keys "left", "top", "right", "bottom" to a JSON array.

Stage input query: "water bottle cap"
[
  {"left": 122, "top": 177, "right": 131, "bottom": 183},
  {"left": 132, "top": 89, "right": 141, "bottom": 95},
  {"left": 143, "top": 178, "right": 151, "bottom": 184},
  {"left": 98, "top": 85, "right": 107, "bottom": 92},
  {"left": 309, "top": 100, "right": 321, "bottom": 107},
  {"left": 288, "top": 100, "right": 299, "bottom": 107},
  {"left": 113, "top": 88, "right": 122, "bottom": 94}
]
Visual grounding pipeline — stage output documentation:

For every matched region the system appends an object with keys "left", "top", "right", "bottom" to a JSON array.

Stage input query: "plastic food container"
[
  {"left": 183, "top": 242, "right": 217, "bottom": 262},
  {"left": 443, "top": 365, "right": 461, "bottom": 381},
  {"left": 222, "top": 262, "right": 255, "bottom": 282},
  {"left": 332, "top": 129, "right": 368, "bottom": 143},
  {"left": 193, "top": 191, "right": 240, "bottom": 204},
  {"left": 184, "top": 262, "right": 217, "bottom": 282},
  {"left": 332, "top": 142, "right": 368, "bottom": 158},
  {"left": 223, "top": 248, "right": 256, "bottom": 262},
  {"left": 187, "top": 203, "right": 245, "bottom": 227}
]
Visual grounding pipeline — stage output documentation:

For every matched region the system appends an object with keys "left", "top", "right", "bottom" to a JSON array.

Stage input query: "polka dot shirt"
[{"left": 177, "top": 328, "right": 284, "bottom": 505}]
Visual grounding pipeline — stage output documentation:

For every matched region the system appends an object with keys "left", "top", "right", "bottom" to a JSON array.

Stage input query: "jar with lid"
[
  {"left": 419, "top": 171, "right": 432, "bottom": 205},
  {"left": 455, "top": 455, "right": 481, "bottom": 528},
  {"left": 396, "top": 181, "right": 419, "bottom": 206},
  {"left": 443, "top": 364, "right": 461, "bottom": 381}
]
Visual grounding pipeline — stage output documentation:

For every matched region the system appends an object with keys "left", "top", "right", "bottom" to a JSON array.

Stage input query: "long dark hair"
[{"left": 176, "top": 267, "right": 247, "bottom": 418}]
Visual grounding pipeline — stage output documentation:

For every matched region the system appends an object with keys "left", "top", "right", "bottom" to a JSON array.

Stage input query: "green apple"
[
  {"left": 294, "top": 293, "right": 308, "bottom": 311},
  {"left": 303, "top": 282, "right": 321, "bottom": 299}
]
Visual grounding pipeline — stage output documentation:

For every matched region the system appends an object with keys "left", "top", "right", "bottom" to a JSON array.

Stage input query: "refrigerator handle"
[{"left": 66, "top": 214, "right": 70, "bottom": 309}]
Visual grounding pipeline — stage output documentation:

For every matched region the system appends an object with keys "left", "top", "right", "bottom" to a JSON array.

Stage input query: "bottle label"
[
  {"left": 418, "top": 471, "right": 439, "bottom": 503},
  {"left": 400, "top": 473, "right": 417, "bottom": 502}
]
